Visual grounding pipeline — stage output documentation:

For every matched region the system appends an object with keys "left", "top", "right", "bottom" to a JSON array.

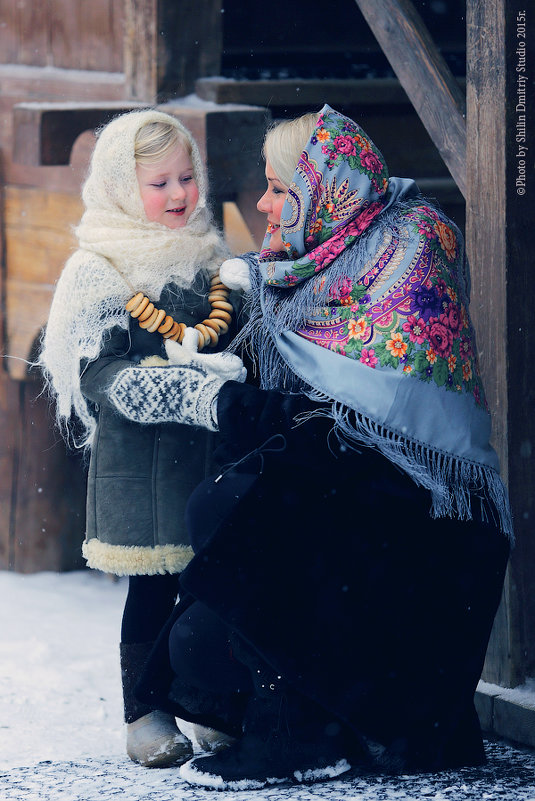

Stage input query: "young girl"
[{"left": 40, "top": 109, "right": 241, "bottom": 767}]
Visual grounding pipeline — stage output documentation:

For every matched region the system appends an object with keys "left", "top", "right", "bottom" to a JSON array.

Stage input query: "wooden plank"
[
  {"left": 0, "top": 0, "right": 19, "bottom": 63},
  {"left": 13, "top": 0, "right": 48, "bottom": 66},
  {"left": 0, "top": 87, "right": 18, "bottom": 565},
  {"left": 123, "top": 0, "right": 158, "bottom": 102},
  {"left": 0, "top": 1, "right": 123, "bottom": 72},
  {"left": 466, "top": 0, "right": 511, "bottom": 687},
  {"left": 0, "top": 364, "right": 86, "bottom": 572},
  {"left": 12, "top": 102, "right": 145, "bottom": 166},
  {"left": 4, "top": 186, "right": 82, "bottom": 379},
  {"left": 196, "top": 77, "right": 416, "bottom": 108},
  {"left": 0, "top": 66, "right": 126, "bottom": 190},
  {"left": 353, "top": 0, "right": 467, "bottom": 197},
  {"left": 49, "top": 0, "right": 78, "bottom": 69},
  {"left": 49, "top": 0, "right": 123, "bottom": 72},
  {"left": 235, "top": 189, "right": 269, "bottom": 251},
  {"left": 0, "top": 378, "right": 20, "bottom": 568},
  {"left": 5, "top": 282, "right": 57, "bottom": 380},
  {"left": 9, "top": 380, "right": 87, "bottom": 573},
  {"left": 0, "top": 63, "right": 126, "bottom": 99},
  {"left": 108, "top": 0, "right": 125, "bottom": 73},
  {"left": 5, "top": 185, "right": 82, "bottom": 241},
  {"left": 501, "top": 2, "right": 535, "bottom": 686},
  {"left": 467, "top": 0, "right": 535, "bottom": 687},
  {"left": 223, "top": 202, "right": 257, "bottom": 254},
  {"left": 75, "top": 0, "right": 123, "bottom": 72}
]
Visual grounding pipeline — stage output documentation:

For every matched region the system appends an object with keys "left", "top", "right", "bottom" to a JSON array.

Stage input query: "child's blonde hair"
[
  {"left": 134, "top": 121, "right": 193, "bottom": 168},
  {"left": 263, "top": 112, "right": 318, "bottom": 186}
]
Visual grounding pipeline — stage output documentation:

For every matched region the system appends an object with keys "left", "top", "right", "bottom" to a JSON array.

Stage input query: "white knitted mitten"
[
  {"left": 109, "top": 365, "right": 223, "bottom": 431},
  {"left": 219, "top": 258, "right": 252, "bottom": 293},
  {"left": 165, "top": 332, "right": 247, "bottom": 382}
]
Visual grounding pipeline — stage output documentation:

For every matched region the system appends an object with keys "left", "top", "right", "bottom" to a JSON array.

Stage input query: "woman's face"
[{"left": 257, "top": 160, "right": 289, "bottom": 253}]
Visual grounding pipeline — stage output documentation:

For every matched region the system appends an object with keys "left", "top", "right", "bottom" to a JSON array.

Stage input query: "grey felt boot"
[
  {"left": 189, "top": 722, "right": 237, "bottom": 753},
  {"left": 120, "top": 642, "right": 193, "bottom": 768}
]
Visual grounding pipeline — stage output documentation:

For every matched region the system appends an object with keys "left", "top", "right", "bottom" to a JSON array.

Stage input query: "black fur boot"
[{"left": 179, "top": 650, "right": 363, "bottom": 789}]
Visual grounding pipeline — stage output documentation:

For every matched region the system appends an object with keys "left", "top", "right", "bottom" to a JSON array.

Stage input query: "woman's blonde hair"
[
  {"left": 263, "top": 112, "right": 318, "bottom": 186},
  {"left": 134, "top": 121, "right": 193, "bottom": 168}
]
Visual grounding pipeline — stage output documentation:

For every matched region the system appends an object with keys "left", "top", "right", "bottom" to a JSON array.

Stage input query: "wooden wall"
[
  {"left": 0, "top": 0, "right": 127, "bottom": 571},
  {"left": 0, "top": 0, "right": 123, "bottom": 71}
]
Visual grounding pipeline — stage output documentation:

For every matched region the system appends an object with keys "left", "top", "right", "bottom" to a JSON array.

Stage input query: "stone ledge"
[{"left": 476, "top": 680, "right": 535, "bottom": 749}]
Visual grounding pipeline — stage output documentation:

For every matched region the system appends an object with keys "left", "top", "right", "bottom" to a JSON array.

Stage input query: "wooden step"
[
  {"left": 196, "top": 77, "right": 411, "bottom": 108},
  {"left": 196, "top": 76, "right": 465, "bottom": 110}
]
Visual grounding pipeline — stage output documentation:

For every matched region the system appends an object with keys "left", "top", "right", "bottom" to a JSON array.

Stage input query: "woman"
[{"left": 107, "top": 106, "right": 511, "bottom": 789}]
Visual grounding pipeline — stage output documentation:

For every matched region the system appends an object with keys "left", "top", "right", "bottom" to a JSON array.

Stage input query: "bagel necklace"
[{"left": 124, "top": 273, "right": 233, "bottom": 351}]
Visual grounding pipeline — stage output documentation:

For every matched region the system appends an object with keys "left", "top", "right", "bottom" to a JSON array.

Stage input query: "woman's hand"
[
  {"left": 219, "top": 258, "right": 251, "bottom": 293},
  {"left": 165, "top": 334, "right": 247, "bottom": 383}
]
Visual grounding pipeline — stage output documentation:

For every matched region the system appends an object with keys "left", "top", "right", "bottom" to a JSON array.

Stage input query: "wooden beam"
[
  {"left": 158, "top": 0, "right": 223, "bottom": 99},
  {"left": 196, "top": 77, "right": 416, "bottom": 108},
  {"left": 12, "top": 102, "right": 145, "bottom": 166},
  {"left": 467, "top": 0, "right": 535, "bottom": 687},
  {"left": 353, "top": 0, "right": 467, "bottom": 197},
  {"left": 123, "top": 0, "right": 158, "bottom": 102},
  {"left": 123, "top": 0, "right": 223, "bottom": 102},
  {"left": 466, "top": 0, "right": 510, "bottom": 686}
]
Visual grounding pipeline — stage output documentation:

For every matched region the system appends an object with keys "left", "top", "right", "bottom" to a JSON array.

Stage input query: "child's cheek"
[{"left": 142, "top": 191, "right": 165, "bottom": 223}]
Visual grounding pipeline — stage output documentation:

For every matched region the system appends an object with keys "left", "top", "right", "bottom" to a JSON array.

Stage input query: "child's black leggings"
[{"left": 121, "top": 573, "right": 180, "bottom": 645}]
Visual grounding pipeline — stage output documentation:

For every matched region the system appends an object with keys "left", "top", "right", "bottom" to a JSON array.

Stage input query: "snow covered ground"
[{"left": 2, "top": 569, "right": 535, "bottom": 801}]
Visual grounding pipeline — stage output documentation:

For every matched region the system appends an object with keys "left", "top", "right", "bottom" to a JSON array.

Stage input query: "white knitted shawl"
[{"left": 40, "top": 108, "right": 229, "bottom": 447}]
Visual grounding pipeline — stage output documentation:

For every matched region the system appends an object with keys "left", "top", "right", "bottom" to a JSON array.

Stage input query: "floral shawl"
[{"left": 235, "top": 105, "right": 512, "bottom": 539}]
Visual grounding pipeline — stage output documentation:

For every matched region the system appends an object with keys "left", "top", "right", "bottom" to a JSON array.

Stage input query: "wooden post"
[
  {"left": 467, "top": 0, "right": 535, "bottom": 688},
  {"left": 123, "top": 0, "right": 223, "bottom": 102},
  {"left": 123, "top": 0, "right": 158, "bottom": 102},
  {"left": 157, "top": 0, "right": 223, "bottom": 99},
  {"left": 353, "top": 0, "right": 467, "bottom": 196}
]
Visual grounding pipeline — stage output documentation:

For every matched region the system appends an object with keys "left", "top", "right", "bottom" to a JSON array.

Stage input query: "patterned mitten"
[
  {"left": 165, "top": 330, "right": 247, "bottom": 382},
  {"left": 109, "top": 364, "right": 223, "bottom": 431}
]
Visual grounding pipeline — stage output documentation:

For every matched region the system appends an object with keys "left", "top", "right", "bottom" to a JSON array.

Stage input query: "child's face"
[{"left": 136, "top": 145, "right": 199, "bottom": 229}]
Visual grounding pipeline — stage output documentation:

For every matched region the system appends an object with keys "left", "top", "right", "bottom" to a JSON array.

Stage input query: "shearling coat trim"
[{"left": 82, "top": 538, "right": 194, "bottom": 576}]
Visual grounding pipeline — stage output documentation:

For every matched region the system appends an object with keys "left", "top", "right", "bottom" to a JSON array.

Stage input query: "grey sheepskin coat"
[{"left": 80, "top": 279, "right": 228, "bottom": 576}]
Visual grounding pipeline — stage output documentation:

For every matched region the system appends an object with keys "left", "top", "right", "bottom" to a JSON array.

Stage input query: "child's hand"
[
  {"left": 140, "top": 355, "right": 169, "bottom": 367},
  {"left": 219, "top": 258, "right": 251, "bottom": 293},
  {"left": 165, "top": 337, "right": 246, "bottom": 383},
  {"left": 109, "top": 363, "right": 222, "bottom": 431}
]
